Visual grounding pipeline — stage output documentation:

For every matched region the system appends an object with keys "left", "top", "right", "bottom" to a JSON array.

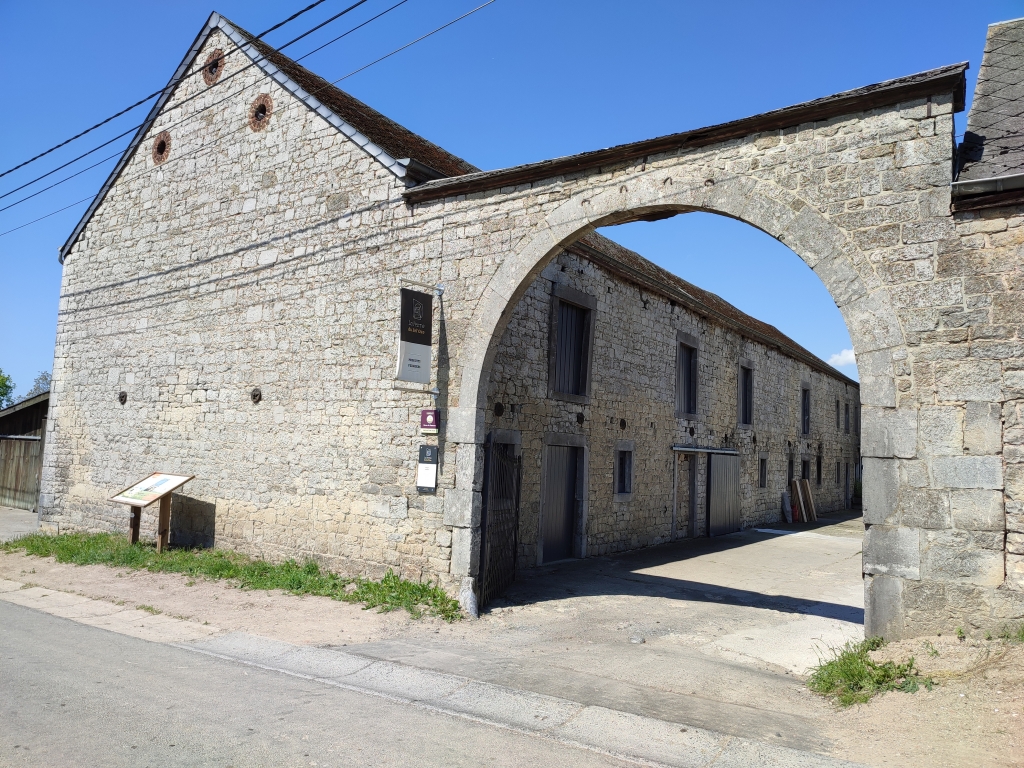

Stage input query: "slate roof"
[
  {"left": 956, "top": 17, "right": 1024, "bottom": 182},
  {"left": 231, "top": 22, "right": 478, "bottom": 178},
  {"left": 572, "top": 235, "right": 858, "bottom": 386}
]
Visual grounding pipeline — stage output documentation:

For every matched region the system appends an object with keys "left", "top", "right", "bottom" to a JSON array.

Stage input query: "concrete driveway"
[
  {"left": 0, "top": 506, "right": 37, "bottom": 542},
  {"left": 343, "top": 511, "right": 865, "bottom": 753}
]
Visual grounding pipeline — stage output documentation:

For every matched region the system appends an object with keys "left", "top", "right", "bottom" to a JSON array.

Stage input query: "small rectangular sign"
[
  {"left": 416, "top": 444, "right": 438, "bottom": 493},
  {"left": 420, "top": 409, "right": 440, "bottom": 435},
  {"left": 397, "top": 288, "right": 433, "bottom": 384},
  {"left": 110, "top": 473, "right": 193, "bottom": 507}
]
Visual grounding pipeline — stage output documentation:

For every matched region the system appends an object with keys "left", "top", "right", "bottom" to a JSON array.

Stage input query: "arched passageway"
[{"left": 402, "top": 62, "right": 1021, "bottom": 639}]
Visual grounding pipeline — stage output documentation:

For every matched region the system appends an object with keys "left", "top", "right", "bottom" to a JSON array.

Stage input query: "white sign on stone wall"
[{"left": 396, "top": 288, "right": 433, "bottom": 384}]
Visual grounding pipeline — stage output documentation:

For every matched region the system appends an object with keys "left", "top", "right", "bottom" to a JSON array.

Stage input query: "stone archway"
[
  {"left": 449, "top": 174, "right": 897, "bottom": 623},
  {"left": 407, "top": 63, "right": 1020, "bottom": 639}
]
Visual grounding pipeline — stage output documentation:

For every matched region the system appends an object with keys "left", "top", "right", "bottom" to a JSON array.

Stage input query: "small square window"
[
  {"left": 758, "top": 457, "right": 767, "bottom": 488},
  {"left": 615, "top": 449, "right": 633, "bottom": 495}
]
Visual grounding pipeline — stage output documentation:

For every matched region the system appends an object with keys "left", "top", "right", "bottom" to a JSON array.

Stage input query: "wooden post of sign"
[
  {"left": 156, "top": 495, "right": 171, "bottom": 553},
  {"left": 128, "top": 506, "right": 141, "bottom": 544}
]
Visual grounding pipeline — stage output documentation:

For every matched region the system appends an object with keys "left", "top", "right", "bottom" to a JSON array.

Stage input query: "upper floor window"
[
  {"left": 844, "top": 403, "right": 850, "bottom": 434},
  {"left": 549, "top": 285, "right": 596, "bottom": 402},
  {"left": 835, "top": 399, "right": 840, "bottom": 430},
  {"left": 801, "top": 386, "right": 811, "bottom": 435},
  {"left": 675, "top": 331, "right": 699, "bottom": 417},
  {"left": 739, "top": 365, "right": 753, "bottom": 426}
]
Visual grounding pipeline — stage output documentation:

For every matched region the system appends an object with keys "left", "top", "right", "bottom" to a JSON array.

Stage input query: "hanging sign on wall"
[{"left": 396, "top": 288, "right": 433, "bottom": 384}]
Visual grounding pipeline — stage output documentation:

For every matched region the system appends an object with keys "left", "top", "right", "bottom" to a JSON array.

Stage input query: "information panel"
[{"left": 110, "top": 473, "right": 193, "bottom": 507}]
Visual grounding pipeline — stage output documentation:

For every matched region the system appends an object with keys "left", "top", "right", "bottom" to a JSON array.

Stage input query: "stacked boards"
[{"left": 789, "top": 479, "right": 817, "bottom": 523}]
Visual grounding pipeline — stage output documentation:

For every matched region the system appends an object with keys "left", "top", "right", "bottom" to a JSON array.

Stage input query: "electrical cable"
[
  {"left": 0, "top": 0, "right": 334, "bottom": 182},
  {"left": 0, "top": 0, "right": 496, "bottom": 240},
  {"left": 0, "top": 0, "right": 405, "bottom": 214},
  {"left": 0, "top": 0, "right": 373, "bottom": 200}
]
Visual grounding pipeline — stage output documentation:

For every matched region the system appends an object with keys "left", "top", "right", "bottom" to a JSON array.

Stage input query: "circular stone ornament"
[
  {"left": 152, "top": 131, "right": 171, "bottom": 165},
  {"left": 249, "top": 94, "right": 273, "bottom": 132},
  {"left": 202, "top": 49, "right": 225, "bottom": 85}
]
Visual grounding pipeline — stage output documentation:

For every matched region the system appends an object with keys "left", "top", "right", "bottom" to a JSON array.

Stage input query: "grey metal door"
[
  {"left": 707, "top": 453, "right": 741, "bottom": 536},
  {"left": 480, "top": 440, "right": 521, "bottom": 607},
  {"left": 542, "top": 445, "right": 579, "bottom": 562}
]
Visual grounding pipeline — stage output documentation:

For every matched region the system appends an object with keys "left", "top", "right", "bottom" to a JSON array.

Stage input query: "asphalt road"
[{"left": 0, "top": 601, "right": 634, "bottom": 768}]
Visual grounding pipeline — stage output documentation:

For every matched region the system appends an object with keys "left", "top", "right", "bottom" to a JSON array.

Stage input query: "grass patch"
[
  {"left": 3, "top": 532, "right": 461, "bottom": 622},
  {"left": 1000, "top": 622, "right": 1024, "bottom": 643},
  {"left": 137, "top": 604, "right": 161, "bottom": 615},
  {"left": 807, "top": 637, "right": 933, "bottom": 707}
]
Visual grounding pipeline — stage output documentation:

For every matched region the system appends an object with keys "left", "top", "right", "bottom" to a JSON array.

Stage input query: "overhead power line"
[
  {"left": 0, "top": 0, "right": 377, "bottom": 209},
  {"left": 0, "top": 0, "right": 498, "bottom": 241},
  {"left": 0, "top": 0, "right": 400, "bottom": 215},
  {"left": 0, "top": 0, "right": 335, "bottom": 182}
]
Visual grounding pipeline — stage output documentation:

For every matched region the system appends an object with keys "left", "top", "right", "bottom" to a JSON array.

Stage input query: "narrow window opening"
[
  {"left": 739, "top": 365, "right": 753, "bottom": 425},
  {"left": 787, "top": 458, "right": 794, "bottom": 485},
  {"left": 801, "top": 459, "right": 810, "bottom": 481},
  {"left": 616, "top": 450, "right": 633, "bottom": 495},
  {"left": 844, "top": 403, "right": 850, "bottom": 434},
  {"left": 677, "top": 343, "right": 697, "bottom": 415},
  {"left": 758, "top": 457, "right": 767, "bottom": 488},
  {"left": 836, "top": 461, "right": 841, "bottom": 485},
  {"left": 801, "top": 387, "right": 811, "bottom": 435},
  {"left": 816, "top": 455, "right": 822, "bottom": 485},
  {"left": 835, "top": 399, "right": 840, "bottom": 429}
]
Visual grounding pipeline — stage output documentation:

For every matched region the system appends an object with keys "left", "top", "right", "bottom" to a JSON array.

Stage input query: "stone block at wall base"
[{"left": 865, "top": 573, "right": 904, "bottom": 639}]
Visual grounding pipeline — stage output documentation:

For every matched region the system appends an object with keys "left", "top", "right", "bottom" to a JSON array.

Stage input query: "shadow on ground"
[{"left": 491, "top": 510, "right": 865, "bottom": 625}]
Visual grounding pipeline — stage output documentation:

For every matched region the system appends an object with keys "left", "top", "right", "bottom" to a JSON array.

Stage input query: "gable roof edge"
[{"left": 59, "top": 13, "right": 412, "bottom": 264}]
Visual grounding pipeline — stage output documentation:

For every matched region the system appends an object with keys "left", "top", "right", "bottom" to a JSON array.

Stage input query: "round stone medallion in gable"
[
  {"left": 202, "top": 49, "right": 225, "bottom": 86},
  {"left": 249, "top": 94, "right": 273, "bottom": 132},
  {"left": 152, "top": 131, "right": 171, "bottom": 165}
]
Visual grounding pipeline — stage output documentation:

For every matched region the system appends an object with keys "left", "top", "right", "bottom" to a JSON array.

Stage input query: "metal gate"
[
  {"left": 707, "top": 453, "right": 741, "bottom": 536},
  {"left": 480, "top": 440, "right": 522, "bottom": 607}
]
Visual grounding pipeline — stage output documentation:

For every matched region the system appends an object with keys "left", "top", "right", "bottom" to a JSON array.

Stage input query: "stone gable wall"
[{"left": 41, "top": 30, "right": 456, "bottom": 582}]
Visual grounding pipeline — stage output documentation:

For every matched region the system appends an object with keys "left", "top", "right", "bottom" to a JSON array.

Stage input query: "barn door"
[
  {"left": 480, "top": 440, "right": 521, "bottom": 607},
  {"left": 706, "top": 453, "right": 741, "bottom": 536},
  {"left": 541, "top": 445, "right": 579, "bottom": 562}
]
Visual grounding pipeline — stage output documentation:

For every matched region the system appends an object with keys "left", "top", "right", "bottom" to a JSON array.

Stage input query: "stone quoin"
[{"left": 40, "top": 13, "right": 1024, "bottom": 638}]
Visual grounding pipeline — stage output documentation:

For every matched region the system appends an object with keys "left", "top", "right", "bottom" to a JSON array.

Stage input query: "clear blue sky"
[{"left": 1, "top": 0, "right": 1021, "bottom": 398}]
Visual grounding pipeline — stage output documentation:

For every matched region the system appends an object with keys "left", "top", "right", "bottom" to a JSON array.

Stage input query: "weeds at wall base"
[
  {"left": 2, "top": 532, "right": 462, "bottom": 622},
  {"left": 807, "top": 637, "right": 934, "bottom": 707}
]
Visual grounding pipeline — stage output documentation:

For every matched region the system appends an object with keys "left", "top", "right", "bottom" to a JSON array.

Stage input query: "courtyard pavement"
[{"left": 0, "top": 505, "right": 37, "bottom": 542}]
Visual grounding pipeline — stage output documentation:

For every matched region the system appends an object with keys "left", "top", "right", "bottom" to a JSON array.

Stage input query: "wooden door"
[{"left": 542, "top": 445, "right": 579, "bottom": 562}]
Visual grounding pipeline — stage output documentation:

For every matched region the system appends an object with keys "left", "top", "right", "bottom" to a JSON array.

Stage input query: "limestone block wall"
[{"left": 486, "top": 249, "right": 861, "bottom": 567}]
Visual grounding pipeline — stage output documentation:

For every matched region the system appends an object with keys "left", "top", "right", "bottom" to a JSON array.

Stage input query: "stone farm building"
[
  {"left": 41, "top": 13, "right": 860, "bottom": 607},
  {"left": 44, "top": 13, "right": 1024, "bottom": 636}
]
